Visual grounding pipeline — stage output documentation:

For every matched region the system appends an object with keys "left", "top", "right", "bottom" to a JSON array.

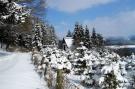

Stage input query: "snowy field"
[
  {"left": 106, "top": 45, "right": 135, "bottom": 49},
  {"left": 0, "top": 51, "right": 48, "bottom": 89}
]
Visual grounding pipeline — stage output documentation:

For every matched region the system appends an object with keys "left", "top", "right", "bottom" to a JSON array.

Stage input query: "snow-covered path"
[{"left": 0, "top": 52, "right": 48, "bottom": 89}]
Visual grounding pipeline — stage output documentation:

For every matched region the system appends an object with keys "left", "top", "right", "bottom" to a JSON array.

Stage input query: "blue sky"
[{"left": 46, "top": 0, "right": 135, "bottom": 38}]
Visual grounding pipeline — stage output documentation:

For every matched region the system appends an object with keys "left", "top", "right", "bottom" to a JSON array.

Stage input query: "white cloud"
[
  {"left": 83, "top": 10, "right": 135, "bottom": 37},
  {"left": 47, "top": 0, "right": 115, "bottom": 13}
]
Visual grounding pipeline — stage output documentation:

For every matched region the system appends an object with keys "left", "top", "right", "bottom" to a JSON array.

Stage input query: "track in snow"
[{"left": 0, "top": 52, "right": 48, "bottom": 89}]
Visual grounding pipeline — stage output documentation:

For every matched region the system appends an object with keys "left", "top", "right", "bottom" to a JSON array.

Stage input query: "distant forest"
[{"left": 105, "top": 36, "right": 135, "bottom": 45}]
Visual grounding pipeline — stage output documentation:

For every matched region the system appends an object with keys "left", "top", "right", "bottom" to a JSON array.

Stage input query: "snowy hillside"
[
  {"left": 0, "top": 51, "right": 48, "bottom": 89},
  {"left": 1, "top": 46, "right": 135, "bottom": 89},
  {"left": 31, "top": 46, "right": 135, "bottom": 89}
]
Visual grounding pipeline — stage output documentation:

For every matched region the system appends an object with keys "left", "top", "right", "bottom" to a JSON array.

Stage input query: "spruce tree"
[
  {"left": 0, "top": 0, "right": 29, "bottom": 25},
  {"left": 50, "top": 26, "right": 57, "bottom": 45},
  {"left": 102, "top": 70, "right": 119, "bottom": 89},
  {"left": 96, "top": 33, "right": 104, "bottom": 47},
  {"left": 80, "top": 24, "right": 85, "bottom": 42},
  {"left": 18, "top": 35, "right": 24, "bottom": 47},
  {"left": 73, "top": 22, "right": 80, "bottom": 47},
  {"left": 91, "top": 27, "right": 97, "bottom": 46},
  {"left": 84, "top": 25, "right": 91, "bottom": 49},
  {"left": 0, "top": 0, "right": 30, "bottom": 49},
  {"left": 32, "top": 23, "right": 43, "bottom": 51},
  {"left": 41, "top": 24, "right": 57, "bottom": 46},
  {"left": 73, "top": 23, "right": 85, "bottom": 47},
  {"left": 66, "top": 30, "right": 72, "bottom": 37}
]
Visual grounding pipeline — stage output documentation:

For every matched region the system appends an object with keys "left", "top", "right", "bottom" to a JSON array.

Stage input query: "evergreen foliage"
[
  {"left": 73, "top": 22, "right": 83, "bottom": 47},
  {"left": 84, "top": 25, "right": 92, "bottom": 49},
  {"left": 66, "top": 30, "right": 72, "bottom": 37},
  {"left": 0, "top": 0, "right": 29, "bottom": 25},
  {"left": 102, "top": 70, "right": 119, "bottom": 89},
  {"left": 91, "top": 27, "right": 97, "bottom": 46},
  {"left": 32, "top": 23, "right": 43, "bottom": 51},
  {"left": 72, "top": 22, "right": 104, "bottom": 49},
  {"left": 42, "top": 24, "right": 57, "bottom": 46},
  {"left": 96, "top": 33, "right": 104, "bottom": 46},
  {"left": 0, "top": 0, "right": 57, "bottom": 51}
]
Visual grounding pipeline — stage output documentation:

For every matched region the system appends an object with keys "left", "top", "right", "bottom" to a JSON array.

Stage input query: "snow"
[
  {"left": 38, "top": 46, "right": 135, "bottom": 89},
  {"left": 0, "top": 0, "right": 8, "bottom": 3},
  {"left": 0, "top": 51, "right": 48, "bottom": 89},
  {"left": 7, "top": 46, "right": 134, "bottom": 89},
  {"left": 77, "top": 46, "right": 87, "bottom": 50},
  {"left": 106, "top": 45, "right": 135, "bottom": 49},
  {"left": 0, "top": 0, "right": 30, "bottom": 24}
]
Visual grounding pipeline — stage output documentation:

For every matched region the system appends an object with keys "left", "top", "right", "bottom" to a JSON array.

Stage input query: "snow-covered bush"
[
  {"left": 32, "top": 45, "right": 135, "bottom": 89},
  {"left": 72, "top": 46, "right": 88, "bottom": 75},
  {"left": 100, "top": 70, "right": 119, "bottom": 89},
  {"left": 78, "top": 48, "right": 129, "bottom": 89},
  {"left": 99, "top": 60, "right": 129, "bottom": 89},
  {"left": 43, "top": 47, "right": 72, "bottom": 73}
]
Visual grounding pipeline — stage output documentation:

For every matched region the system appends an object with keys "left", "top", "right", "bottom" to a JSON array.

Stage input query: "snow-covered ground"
[
  {"left": 106, "top": 45, "right": 135, "bottom": 49},
  {"left": 0, "top": 51, "right": 48, "bottom": 89},
  {"left": 40, "top": 47, "right": 135, "bottom": 89}
]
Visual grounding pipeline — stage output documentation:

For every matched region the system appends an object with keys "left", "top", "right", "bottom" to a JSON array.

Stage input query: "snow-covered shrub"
[
  {"left": 32, "top": 46, "right": 135, "bottom": 89},
  {"left": 100, "top": 70, "right": 119, "bottom": 89},
  {"left": 72, "top": 46, "right": 88, "bottom": 75},
  {"left": 99, "top": 61, "right": 129, "bottom": 89},
  {"left": 82, "top": 49, "right": 102, "bottom": 88},
  {"left": 131, "top": 75, "right": 135, "bottom": 89},
  {"left": 43, "top": 47, "right": 72, "bottom": 73},
  {"left": 79, "top": 48, "right": 129, "bottom": 89},
  {"left": 32, "top": 51, "right": 42, "bottom": 66}
]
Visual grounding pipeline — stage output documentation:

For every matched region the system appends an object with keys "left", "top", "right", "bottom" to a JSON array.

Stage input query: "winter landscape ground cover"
[
  {"left": 0, "top": 51, "right": 48, "bottom": 89},
  {"left": 1, "top": 44, "right": 135, "bottom": 89},
  {"left": 0, "top": 0, "right": 135, "bottom": 89},
  {"left": 1, "top": 46, "right": 135, "bottom": 89},
  {"left": 31, "top": 46, "right": 135, "bottom": 89}
]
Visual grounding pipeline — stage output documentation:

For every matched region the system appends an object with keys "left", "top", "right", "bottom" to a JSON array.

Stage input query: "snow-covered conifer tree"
[
  {"left": 0, "top": 0, "right": 30, "bottom": 25},
  {"left": 66, "top": 30, "right": 72, "bottom": 37},
  {"left": 84, "top": 25, "right": 92, "bottom": 49},
  {"left": 73, "top": 23, "right": 85, "bottom": 47},
  {"left": 101, "top": 70, "right": 119, "bottom": 89},
  {"left": 32, "top": 23, "right": 43, "bottom": 51},
  {"left": 91, "top": 27, "right": 97, "bottom": 46}
]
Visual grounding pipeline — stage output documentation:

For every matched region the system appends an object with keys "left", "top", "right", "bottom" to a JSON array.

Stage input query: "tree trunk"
[
  {"left": 1, "top": 41, "right": 3, "bottom": 48},
  {"left": 6, "top": 44, "right": 9, "bottom": 50}
]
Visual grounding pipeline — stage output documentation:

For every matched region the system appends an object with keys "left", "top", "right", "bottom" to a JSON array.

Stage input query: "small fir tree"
[
  {"left": 102, "top": 70, "right": 119, "bottom": 89},
  {"left": 66, "top": 30, "right": 72, "bottom": 37}
]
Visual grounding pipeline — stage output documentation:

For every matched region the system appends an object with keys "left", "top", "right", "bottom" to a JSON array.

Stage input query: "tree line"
[
  {"left": 66, "top": 22, "right": 104, "bottom": 49},
  {"left": 0, "top": 0, "right": 57, "bottom": 51}
]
